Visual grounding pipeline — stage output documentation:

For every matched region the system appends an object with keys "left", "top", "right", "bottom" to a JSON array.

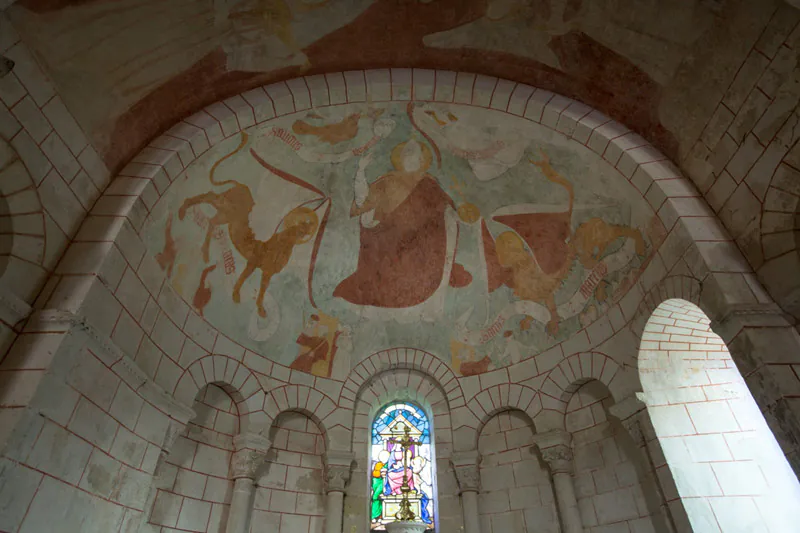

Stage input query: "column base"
[{"left": 385, "top": 521, "right": 428, "bottom": 533}]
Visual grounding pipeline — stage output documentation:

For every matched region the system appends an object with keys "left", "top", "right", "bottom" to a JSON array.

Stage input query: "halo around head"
[
  {"left": 391, "top": 139, "right": 432, "bottom": 172},
  {"left": 283, "top": 206, "right": 319, "bottom": 244}
]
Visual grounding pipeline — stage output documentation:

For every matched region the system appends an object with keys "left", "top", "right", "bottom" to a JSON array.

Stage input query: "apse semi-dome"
[{"left": 142, "top": 98, "right": 663, "bottom": 380}]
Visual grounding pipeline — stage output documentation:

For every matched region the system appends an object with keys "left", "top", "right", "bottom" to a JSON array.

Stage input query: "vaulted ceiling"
[{"left": 7, "top": 0, "right": 780, "bottom": 170}]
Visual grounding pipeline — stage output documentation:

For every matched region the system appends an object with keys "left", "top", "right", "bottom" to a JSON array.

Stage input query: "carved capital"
[
  {"left": 162, "top": 419, "right": 188, "bottom": 452},
  {"left": 0, "top": 56, "right": 14, "bottom": 78},
  {"left": 539, "top": 444, "right": 574, "bottom": 475},
  {"left": 531, "top": 429, "right": 571, "bottom": 449},
  {"left": 608, "top": 394, "right": 647, "bottom": 422},
  {"left": 231, "top": 449, "right": 268, "bottom": 479},
  {"left": 453, "top": 463, "right": 481, "bottom": 493},
  {"left": 451, "top": 450, "right": 482, "bottom": 493},
  {"left": 325, "top": 464, "right": 352, "bottom": 493},
  {"left": 323, "top": 450, "right": 354, "bottom": 493},
  {"left": 709, "top": 303, "right": 791, "bottom": 344},
  {"left": 0, "top": 287, "right": 31, "bottom": 326},
  {"left": 609, "top": 394, "right": 649, "bottom": 447},
  {"left": 234, "top": 432, "right": 271, "bottom": 452},
  {"left": 622, "top": 418, "right": 646, "bottom": 447},
  {"left": 532, "top": 430, "right": 574, "bottom": 475},
  {"left": 231, "top": 433, "right": 271, "bottom": 480}
]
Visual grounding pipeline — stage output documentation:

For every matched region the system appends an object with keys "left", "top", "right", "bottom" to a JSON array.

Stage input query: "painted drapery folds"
[
  {"left": 371, "top": 403, "right": 435, "bottom": 531},
  {"left": 142, "top": 100, "right": 661, "bottom": 379}
]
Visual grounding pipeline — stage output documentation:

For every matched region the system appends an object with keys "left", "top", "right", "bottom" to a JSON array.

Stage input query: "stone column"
[
  {"left": 451, "top": 450, "right": 482, "bottom": 533},
  {"left": 225, "top": 433, "right": 271, "bottom": 533},
  {"left": 323, "top": 451, "right": 354, "bottom": 533},
  {"left": 533, "top": 430, "right": 583, "bottom": 533}
]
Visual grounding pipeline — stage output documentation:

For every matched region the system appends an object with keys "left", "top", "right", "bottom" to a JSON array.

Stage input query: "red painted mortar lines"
[
  {"left": 23, "top": 69, "right": 772, "bottom": 443},
  {"left": 487, "top": 77, "right": 500, "bottom": 110},
  {"left": 300, "top": 77, "right": 313, "bottom": 110}
]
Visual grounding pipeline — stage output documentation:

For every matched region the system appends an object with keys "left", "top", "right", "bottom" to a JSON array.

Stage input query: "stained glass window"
[{"left": 370, "top": 402, "right": 436, "bottom": 532}]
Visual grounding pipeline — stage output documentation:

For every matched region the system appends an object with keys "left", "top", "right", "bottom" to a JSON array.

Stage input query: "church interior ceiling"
[{"left": 7, "top": 0, "right": 771, "bottom": 172}]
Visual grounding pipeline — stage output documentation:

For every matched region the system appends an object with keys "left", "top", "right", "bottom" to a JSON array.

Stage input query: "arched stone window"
[
  {"left": 639, "top": 298, "right": 800, "bottom": 531},
  {"left": 370, "top": 402, "right": 437, "bottom": 532}
]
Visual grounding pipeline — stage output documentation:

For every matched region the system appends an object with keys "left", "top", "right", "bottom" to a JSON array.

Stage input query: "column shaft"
[
  {"left": 552, "top": 471, "right": 583, "bottom": 533},
  {"left": 323, "top": 452, "right": 353, "bottom": 533},
  {"left": 226, "top": 477, "right": 257, "bottom": 533},
  {"left": 325, "top": 490, "right": 345, "bottom": 533},
  {"left": 226, "top": 434, "right": 271, "bottom": 533},
  {"left": 534, "top": 432, "right": 584, "bottom": 533},
  {"left": 461, "top": 490, "right": 481, "bottom": 533}
]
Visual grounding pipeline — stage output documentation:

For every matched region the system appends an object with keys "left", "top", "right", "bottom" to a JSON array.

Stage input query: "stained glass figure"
[{"left": 370, "top": 402, "right": 435, "bottom": 531}]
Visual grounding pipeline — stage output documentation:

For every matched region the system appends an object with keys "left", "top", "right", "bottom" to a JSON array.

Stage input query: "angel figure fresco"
[
  {"left": 288, "top": 109, "right": 397, "bottom": 164},
  {"left": 288, "top": 311, "right": 353, "bottom": 378},
  {"left": 219, "top": 0, "right": 379, "bottom": 73},
  {"left": 412, "top": 102, "right": 533, "bottom": 182},
  {"left": 219, "top": 0, "right": 333, "bottom": 71},
  {"left": 422, "top": 0, "right": 583, "bottom": 71},
  {"left": 488, "top": 151, "right": 645, "bottom": 331},
  {"left": 452, "top": 149, "right": 648, "bottom": 372}
]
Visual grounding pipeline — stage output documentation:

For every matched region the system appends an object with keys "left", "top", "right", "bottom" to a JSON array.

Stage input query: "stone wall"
[
  {"left": 0, "top": 333, "right": 190, "bottom": 533},
  {"left": 478, "top": 410, "right": 558, "bottom": 533},
  {"left": 0, "top": 13, "right": 110, "bottom": 302},
  {"left": 0, "top": 62, "right": 799, "bottom": 533},
  {"left": 0, "top": 10, "right": 110, "bottom": 370},
  {"left": 146, "top": 384, "right": 237, "bottom": 532},
  {"left": 567, "top": 381, "right": 663, "bottom": 533},
  {"left": 640, "top": 299, "right": 800, "bottom": 532},
  {"left": 252, "top": 412, "right": 326, "bottom": 533},
  {"left": 681, "top": 3, "right": 800, "bottom": 327}
]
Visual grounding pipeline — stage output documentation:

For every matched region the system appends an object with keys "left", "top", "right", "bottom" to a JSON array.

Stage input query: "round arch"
[
  {"left": 638, "top": 298, "right": 800, "bottom": 532},
  {"left": 347, "top": 367, "right": 453, "bottom": 533},
  {"left": 341, "top": 348, "right": 463, "bottom": 414},
  {"left": 0, "top": 137, "right": 48, "bottom": 303},
  {"left": 174, "top": 354, "right": 267, "bottom": 434},
  {"left": 44, "top": 69, "right": 800, "bottom": 476},
  {"left": 262, "top": 383, "right": 338, "bottom": 445},
  {"left": 351, "top": 367, "right": 454, "bottom": 452}
]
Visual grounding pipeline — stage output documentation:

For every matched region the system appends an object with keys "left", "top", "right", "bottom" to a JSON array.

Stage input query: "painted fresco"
[
  {"left": 143, "top": 101, "right": 663, "bottom": 378},
  {"left": 9, "top": 0, "right": 749, "bottom": 170}
]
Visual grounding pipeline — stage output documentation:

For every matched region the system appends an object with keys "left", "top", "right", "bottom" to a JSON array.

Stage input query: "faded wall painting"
[
  {"left": 143, "top": 102, "right": 662, "bottom": 379},
  {"left": 9, "top": 0, "right": 758, "bottom": 171}
]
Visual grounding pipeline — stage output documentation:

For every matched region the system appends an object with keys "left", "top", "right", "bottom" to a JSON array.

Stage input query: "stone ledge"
[{"left": 25, "top": 308, "right": 195, "bottom": 425}]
